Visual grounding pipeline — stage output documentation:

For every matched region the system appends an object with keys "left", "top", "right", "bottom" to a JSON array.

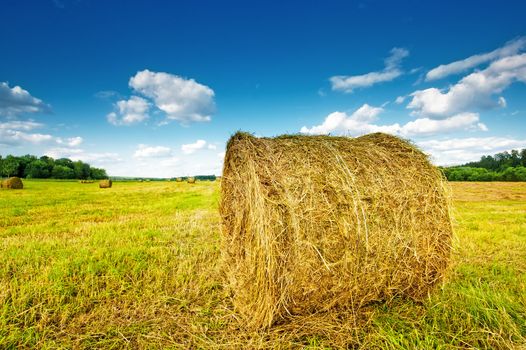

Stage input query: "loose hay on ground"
[{"left": 220, "top": 132, "right": 453, "bottom": 329}]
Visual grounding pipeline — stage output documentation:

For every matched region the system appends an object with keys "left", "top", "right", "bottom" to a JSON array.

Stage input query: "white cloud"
[
  {"left": 399, "top": 113, "right": 486, "bottom": 136},
  {"left": 0, "top": 119, "right": 84, "bottom": 149},
  {"left": 300, "top": 104, "right": 389, "bottom": 135},
  {"left": 207, "top": 143, "right": 217, "bottom": 150},
  {"left": 0, "top": 82, "right": 51, "bottom": 117},
  {"left": 217, "top": 151, "right": 225, "bottom": 159},
  {"left": 300, "top": 105, "right": 485, "bottom": 138},
  {"left": 0, "top": 120, "right": 44, "bottom": 131},
  {"left": 425, "top": 37, "right": 526, "bottom": 81},
  {"left": 417, "top": 136, "right": 526, "bottom": 165},
  {"left": 0, "top": 129, "right": 54, "bottom": 146},
  {"left": 107, "top": 96, "right": 150, "bottom": 126},
  {"left": 330, "top": 48, "right": 409, "bottom": 93},
  {"left": 133, "top": 144, "right": 172, "bottom": 159},
  {"left": 498, "top": 96, "right": 507, "bottom": 108},
  {"left": 56, "top": 136, "right": 83, "bottom": 147},
  {"left": 129, "top": 69, "right": 215, "bottom": 123},
  {"left": 181, "top": 139, "right": 208, "bottom": 154},
  {"left": 408, "top": 53, "right": 526, "bottom": 118},
  {"left": 395, "top": 96, "right": 406, "bottom": 104},
  {"left": 44, "top": 147, "right": 122, "bottom": 165}
]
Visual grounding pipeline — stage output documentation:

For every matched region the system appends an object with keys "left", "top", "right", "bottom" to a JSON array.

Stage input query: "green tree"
[
  {"left": 51, "top": 165, "right": 75, "bottom": 179},
  {"left": 89, "top": 167, "right": 108, "bottom": 180},
  {"left": 25, "top": 160, "right": 51, "bottom": 178},
  {"left": 2, "top": 156, "right": 20, "bottom": 177},
  {"left": 73, "top": 161, "right": 90, "bottom": 179}
]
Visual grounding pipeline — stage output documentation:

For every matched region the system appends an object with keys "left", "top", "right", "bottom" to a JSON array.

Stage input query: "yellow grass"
[{"left": 0, "top": 180, "right": 525, "bottom": 348}]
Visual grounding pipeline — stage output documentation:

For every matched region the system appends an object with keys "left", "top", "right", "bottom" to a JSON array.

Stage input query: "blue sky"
[{"left": 1, "top": 0, "right": 525, "bottom": 177}]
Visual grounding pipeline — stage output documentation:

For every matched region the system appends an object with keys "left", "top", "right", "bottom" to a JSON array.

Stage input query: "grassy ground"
[{"left": 0, "top": 180, "right": 525, "bottom": 349}]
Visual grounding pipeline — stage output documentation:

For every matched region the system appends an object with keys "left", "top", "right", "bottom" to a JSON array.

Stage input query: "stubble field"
[{"left": 0, "top": 180, "right": 525, "bottom": 349}]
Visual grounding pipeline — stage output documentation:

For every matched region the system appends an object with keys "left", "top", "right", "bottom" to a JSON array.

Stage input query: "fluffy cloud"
[
  {"left": 107, "top": 96, "right": 150, "bottom": 126},
  {"left": 0, "top": 129, "right": 54, "bottom": 146},
  {"left": 400, "top": 113, "right": 487, "bottom": 136},
  {"left": 0, "top": 120, "right": 43, "bottom": 131},
  {"left": 330, "top": 48, "right": 409, "bottom": 93},
  {"left": 0, "top": 82, "right": 51, "bottom": 117},
  {"left": 300, "top": 104, "right": 395, "bottom": 135},
  {"left": 56, "top": 136, "right": 83, "bottom": 147},
  {"left": 0, "top": 119, "right": 83, "bottom": 148},
  {"left": 300, "top": 104, "right": 485, "bottom": 137},
  {"left": 129, "top": 70, "right": 215, "bottom": 123},
  {"left": 408, "top": 53, "right": 526, "bottom": 118},
  {"left": 425, "top": 37, "right": 526, "bottom": 81},
  {"left": 45, "top": 147, "right": 122, "bottom": 165},
  {"left": 417, "top": 137, "right": 526, "bottom": 165},
  {"left": 182, "top": 140, "right": 213, "bottom": 154},
  {"left": 133, "top": 144, "right": 172, "bottom": 159}
]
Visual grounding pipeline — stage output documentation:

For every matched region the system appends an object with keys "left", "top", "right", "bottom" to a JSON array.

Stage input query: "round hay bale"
[
  {"left": 187, "top": 177, "right": 196, "bottom": 184},
  {"left": 220, "top": 132, "right": 452, "bottom": 329},
  {"left": 99, "top": 179, "right": 112, "bottom": 188},
  {"left": 175, "top": 177, "right": 183, "bottom": 182},
  {"left": 2, "top": 177, "right": 23, "bottom": 189}
]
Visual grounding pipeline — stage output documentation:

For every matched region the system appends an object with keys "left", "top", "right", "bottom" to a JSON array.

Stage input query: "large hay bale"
[
  {"left": 221, "top": 132, "right": 452, "bottom": 329},
  {"left": 99, "top": 179, "right": 112, "bottom": 188},
  {"left": 2, "top": 177, "right": 23, "bottom": 189},
  {"left": 187, "top": 177, "right": 196, "bottom": 184}
]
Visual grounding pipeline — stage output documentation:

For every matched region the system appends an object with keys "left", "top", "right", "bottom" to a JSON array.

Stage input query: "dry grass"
[
  {"left": 0, "top": 180, "right": 524, "bottom": 349},
  {"left": 221, "top": 132, "right": 453, "bottom": 329}
]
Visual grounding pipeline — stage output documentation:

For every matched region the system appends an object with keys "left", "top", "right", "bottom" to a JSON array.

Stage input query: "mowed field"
[{"left": 0, "top": 180, "right": 525, "bottom": 349}]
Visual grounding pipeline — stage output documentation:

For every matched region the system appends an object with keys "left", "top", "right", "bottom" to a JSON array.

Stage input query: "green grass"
[{"left": 0, "top": 180, "right": 525, "bottom": 349}]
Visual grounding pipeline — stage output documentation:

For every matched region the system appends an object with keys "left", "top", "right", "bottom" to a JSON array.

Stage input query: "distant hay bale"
[
  {"left": 221, "top": 132, "right": 452, "bottom": 329},
  {"left": 79, "top": 180, "right": 94, "bottom": 184},
  {"left": 187, "top": 177, "right": 196, "bottom": 184},
  {"left": 99, "top": 179, "right": 112, "bottom": 188},
  {"left": 1, "top": 177, "right": 23, "bottom": 189},
  {"left": 175, "top": 177, "right": 183, "bottom": 182}
]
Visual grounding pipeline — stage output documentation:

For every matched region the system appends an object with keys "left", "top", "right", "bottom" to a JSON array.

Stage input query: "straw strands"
[
  {"left": 1, "top": 177, "right": 23, "bottom": 189},
  {"left": 99, "top": 179, "right": 112, "bottom": 188},
  {"left": 220, "top": 132, "right": 452, "bottom": 329}
]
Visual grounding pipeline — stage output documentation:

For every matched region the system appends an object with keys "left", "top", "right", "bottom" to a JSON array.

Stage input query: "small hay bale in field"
[
  {"left": 175, "top": 177, "right": 183, "bottom": 182},
  {"left": 2, "top": 177, "right": 23, "bottom": 189},
  {"left": 221, "top": 132, "right": 452, "bottom": 329},
  {"left": 99, "top": 179, "right": 112, "bottom": 188},
  {"left": 187, "top": 177, "right": 196, "bottom": 184}
]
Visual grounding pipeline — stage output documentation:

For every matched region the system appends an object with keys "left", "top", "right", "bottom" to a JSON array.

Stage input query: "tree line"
[
  {"left": 0, "top": 154, "right": 108, "bottom": 180},
  {"left": 442, "top": 149, "right": 526, "bottom": 181}
]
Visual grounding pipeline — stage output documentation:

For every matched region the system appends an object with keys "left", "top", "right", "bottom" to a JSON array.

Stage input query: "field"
[{"left": 1, "top": 180, "right": 525, "bottom": 349}]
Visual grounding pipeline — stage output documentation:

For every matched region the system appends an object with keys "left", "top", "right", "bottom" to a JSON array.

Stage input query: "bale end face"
[
  {"left": 220, "top": 132, "right": 453, "bottom": 329},
  {"left": 2, "top": 177, "right": 24, "bottom": 189}
]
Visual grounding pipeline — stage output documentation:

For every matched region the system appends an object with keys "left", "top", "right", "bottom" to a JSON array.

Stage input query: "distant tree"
[
  {"left": 73, "top": 161, "right": 90, "bottom": 179},
  {"left": 55, "top": 158, "right": 74, "bottom": 169},
  {"left": 0, "top": 154, "right": 108, "bottom": 180},
  {"left": 89, "top": 167, "right": 108, "bottom": 180},
  {"left": 25, "top": 160, "right": 51, "bottom": 178},
  {"left": 52, "top": 165, "right": 75, "bottom": 179},
  {"left": 1, "top": 156, "right": 20, "bottom": 178},
  {"left": 520, "top": 149, "right": 526, "bottom": 167}
]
